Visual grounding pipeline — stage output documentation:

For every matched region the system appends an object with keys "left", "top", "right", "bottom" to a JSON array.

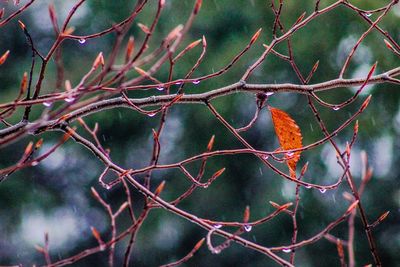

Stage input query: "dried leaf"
[{"left": 269, "top": 107, "right": 303, "bottom": 177}]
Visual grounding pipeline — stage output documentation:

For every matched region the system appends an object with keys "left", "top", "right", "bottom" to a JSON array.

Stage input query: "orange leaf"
[{"left": 269, "top": 107, "right": 303, "bottom": 177}]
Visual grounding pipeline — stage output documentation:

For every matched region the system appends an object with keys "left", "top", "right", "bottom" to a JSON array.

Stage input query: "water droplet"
[
  {"left": 265, "top": 92, "right": 274, "bottom": 96},
  {"left": 333, "top": 106, "right": 340, "bottom": 111},
  {"left": 31, "top": 161, "right": 39, "bottom": 166},
  {"left": 263, "top": 155, "right": 269, "bottom": 160},
  {"left": 214, "top": 224, "right": 222, "bottom": 229},
  {"left": 175, "top": 81, "right": 182, "bottom": 85},
  {"left": 305, "top": 185, "right": 312, "bottom": 189},
  {"left": 43, "top": 102, "right": 52, "bottom": 107},
  {"left": 147, "top": 112, "right": 157, "bottom": 117},
  {"left": 282, "top": 248, "right": 291, "bottom": 253},
  {"left": 319, "top": 188, "right": 327, "bottom": 194},
  {"left": 192, "top": 80, "right": 201, "bottom": 85},
  {"left": 156, "top": 86, "right": 164, "bottom": 91},
  {"left": 99, "top": 244, "right": 106, "bottom": 251},
  {"left": 65, "top": 96, "right": 75, "bottom": 103},
  {"left": 213, "top": 248, "right": 221, "bottom": 254},
  {"left": 244, "top": 225, "right": 252, "bottom": 232},
  {"left": 286, "top": 151, "right": 294, "bottom": 157},
  {"left": 365, "top": 12, "right": 372, "bottom": 17},
  {"left": 104, "top": 184, "right": 111, "bottom": 190},
  {"left": 78, "top": 38, "right": 86, "bottom": 44}
]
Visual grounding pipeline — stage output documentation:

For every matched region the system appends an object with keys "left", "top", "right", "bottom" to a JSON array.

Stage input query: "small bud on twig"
[
  {"left": 0, "top": 50, "right": 10, "bottom": 65},
  {"left": 194, "top": 0, "right": 202, "bottom": 14},
  {"left": 92, "top": 52, "right": 104, "bottom": 69},
  {"left": 243, "top": 206, "right": 250, "bottom": 223},
  {"left": 125, "top": 36, "right": 135, "bottom": 62},
  {"left": 207, "top": 135, "right": 215, "bottom": 151}
]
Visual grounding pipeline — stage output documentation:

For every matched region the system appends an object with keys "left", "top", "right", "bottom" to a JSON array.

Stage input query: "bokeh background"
[{"left": 0, "top": 0, "right": 399, "bottom": 266}]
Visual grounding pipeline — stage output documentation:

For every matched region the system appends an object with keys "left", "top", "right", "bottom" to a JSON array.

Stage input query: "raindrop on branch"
[
  {"left": 265, "top": 92, "right": 274, "bottom": 96},
  {"left": 244, "top": 225, "right": 252, "bottom": 232},
  {"left": 43, "top": 102, "right": 52, "bottom": 107},
  {"left": 214, "top": 224, "right": 222, "bottom": 229},
  {"left": 78, "top": 38, "right": 86, "bottom": 44},
  {"left": 192, "top": 80, "right": 201, "bottom": 85},
  {"left": 333, "top": 106, "right": 340, "bottom": 111},
  {"left": 282, "top": 248, "right": 291, "bottom": 253},
  {"left": 319, "top": 188, "right": 327, "bottom": 194}
]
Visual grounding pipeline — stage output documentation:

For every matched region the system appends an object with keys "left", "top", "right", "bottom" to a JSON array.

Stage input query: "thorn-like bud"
[
  {"left": 211, "top": 168, "right": 225, "bottom": 180},
  {"left": 125, "top": 36, "right": 135, "bottom": 62},
  {"left": 295, "top": 12, "right": 306, "bottom": 25},
  {"left": 300, "top": 162, "right": 309, "bottom": 176},
  {"left": 250, "top": 28, "right": 262, "bottom": 45},
  {"left": 154, "top": 180, "right": 166, "bottom": 196},
  {"left": 384, "top": 39, "right": 395, "bottom": 51},
  {"left": 360, "top": 95, "right": 372, "bottom": 111},
  {"left": 35, "top": 139, "right": 43, "bottom": 149},
  {"left": 63, "top": 26, "right": 75, "bottom": 35},
  {"left": 92, "top": 52, "right": 105, "bottom": 69},
  {"left": 243, "top": 205, "right": 250, "bottom": 223},
  {"left": 345, "top": 142, "right": 351, "bottom": 157},
  {"left": 336, "top": 239, "right": 344, "bottom": 259},
  {"left": 0, "top": 50, "right": 10, "bottom": 65},
  {"left": 207, "top": 135, "right": 215, "bottom": 151},
  {"left": 346, "top": 200, "right": 359, "bottom": 213},
  {"left": 194, "top": 238, "right": 205, "bottom": 250},
  {"left": 134, "top": 66, "right": 148, "bottom": 77},
  {"left": 91, "top": 187, "right": 100, "bottom": 199},
  {"left": 376, "top": 211, "right": 390, "bottom": 223},
  {"left": 187, "top": 39, "right": 202, "bottom": 50},
  {"left": 194, "top": 0, "right": 202, "bottom": 14},
  {"left": 24, "top": 141, "right": 34, "bottom": 155},
  {"left": 354, "top": 120, "right": 359, "bottom": 135},
  {"left": 342, "top": 191, "right": 354, "bottom": 202},
  {"left": 20, "top": 72, "right": 28, "bottom": 94},
  {"left": 311, "top": 60, "right": 319, "bottom": 73},
  {"left": 137, "top": 23, "right": 150, "bottom": 34},
  {"left": 90, "top": 226, "right": 103, "bottom": 244},
  {"left": 65, "top": 80, "right": 72, "bottom": 92}
]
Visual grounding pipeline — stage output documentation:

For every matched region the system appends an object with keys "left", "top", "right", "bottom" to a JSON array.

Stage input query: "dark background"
[{"left": 0, "top": 0, "right": 399, "bottom": 266}]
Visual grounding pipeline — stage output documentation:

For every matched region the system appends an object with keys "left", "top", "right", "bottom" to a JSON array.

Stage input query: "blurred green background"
[{"left": 0, "top": 0, "right": 399, "bottom": 266}]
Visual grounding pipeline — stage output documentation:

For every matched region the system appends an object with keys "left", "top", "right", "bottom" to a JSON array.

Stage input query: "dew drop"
[
  {"left": 365, "top": 12, "right": 372, "bottom": 17},
  {"left": 244, "top": 225, "right": 252, "bottom": 232},
  {"left": 104, "top": 184, "right": 111, "bottom": 190},
  {"left": 286, "top": 151, "right": 294, "bottom": 157},
  {"left": 214, "top": 224, "right": 222, "bottom": 229},
  {"left": 78, "top": 38, "right": 86, "bottom": 44},
  {"left": 265, "top": 92, "right": 274, "bottom": 96},
  {"left": 305, "top": 185, "right": 312, "bottom": 189},
  {"left": 99, "top": 244, "right": 106, "bottom": 251},
  {"left": 65, "top": 96, "right": 75, "bottom": 103},
  {"left": 333, "top": 106, "right": 340, "bottom": 111},
  {"left": 192, "top": 80, "right": 201, "bottom": 85},
  {"left": 43, "top": 102, "right": 52, "bottom": 107},
  {"left": 263, "top": 155, "right": 269, "bottom": 160},
  {"left": 213, "top": 249, "right": 221, "bottom": 254},
  {"left": 147, "top": 112, "right": 157, "bottom": 117},
  {"left": 319, "top": 188, "right": 327, "bottom": 194},
  {"left": 31, "top": 161, "right": 39, "bottom": 166},
  {"left": 282, "top": 248, "right": 291, "bottom": 253},
  {"left": 156, "top": 86, "right": 164, "bottom": 91},
  {"left": 175, "top": 81, "right": 182, "bottom": 85}
]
